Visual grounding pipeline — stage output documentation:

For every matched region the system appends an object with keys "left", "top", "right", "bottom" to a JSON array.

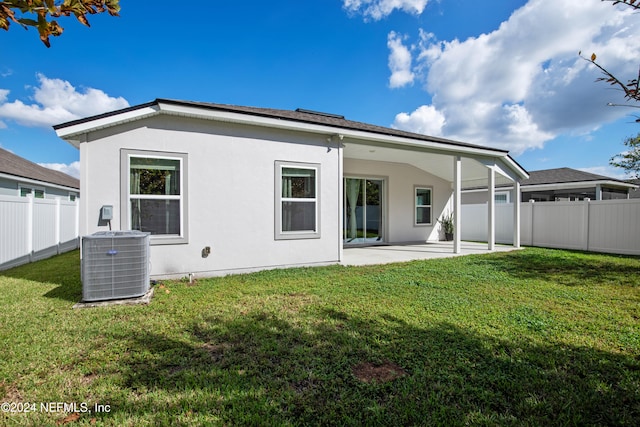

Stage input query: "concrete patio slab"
[
  {"left": 72, "top": 287, "right": 155, "bottom": 309},
  {"left": 342, "top": 241, "right": 520, "bottom": 266}
]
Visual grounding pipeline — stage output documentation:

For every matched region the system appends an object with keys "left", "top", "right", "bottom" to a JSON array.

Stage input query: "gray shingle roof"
[
  {"left": 55, "top": 98, "right": 511, "bottom": 155},
  {"left": 0, "top": 147, "right": 79, "bottom": 190},
  {"left": 523, "top": 167, "right": 628, "bottom": 186}
]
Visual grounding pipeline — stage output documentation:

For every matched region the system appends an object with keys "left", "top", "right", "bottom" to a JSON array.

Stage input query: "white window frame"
[
  {"left": 275, "top": 161, "right": 321, "bottom": 240},
  {"left": 120, "top": 149, "right": 188, "bottom": 245},
  {"left": 19, "top": 185, "right": 45, "bottom": 199},
  {"left": 414, "top": 186, "right": 433, "bottom": 226},
  {"left": 495, "top": 191, "right": 510, "bottom": 204}
]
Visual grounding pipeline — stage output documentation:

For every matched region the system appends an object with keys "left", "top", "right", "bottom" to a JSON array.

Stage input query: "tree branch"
[
  {"left": 603, "top": 0, "right": 640, "bottom": 10},
  {"left": 0, "top": 0, "right": 120, "bottom": 47},
  {"left": 580, "top": 52, "right": 640, "bottom": 102}
]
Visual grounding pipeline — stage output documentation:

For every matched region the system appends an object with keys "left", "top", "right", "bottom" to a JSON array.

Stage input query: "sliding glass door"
[{"left": 344, "top": 178, "right": 383, "bottom": 245}]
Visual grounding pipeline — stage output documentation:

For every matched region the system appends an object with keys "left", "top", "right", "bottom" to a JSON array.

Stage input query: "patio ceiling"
[{"left": 343, "top": 141, "right": 515, "bottom": 186}]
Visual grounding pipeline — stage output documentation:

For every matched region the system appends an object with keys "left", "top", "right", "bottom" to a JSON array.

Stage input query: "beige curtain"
[{"left": 346, "top": 179, "right": 360, "bottom": 240}]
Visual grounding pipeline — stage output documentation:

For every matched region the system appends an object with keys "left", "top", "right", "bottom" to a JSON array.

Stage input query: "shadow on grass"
[
  {"left": 92, "top": 307, "right": 639, "bottom": 426},
  {"left": 0, "top": 250, "right": 82, "bottom": 302},
  {"left": 467, "top": 248, "right": 640, "bottom": 287}
]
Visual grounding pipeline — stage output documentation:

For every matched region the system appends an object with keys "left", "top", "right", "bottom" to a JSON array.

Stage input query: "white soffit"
[
  {"left": 343, "top": 143, "right": 508, "bottom": 183},
  {"left": 55, "top": 105, "right": 160, "bottom": 145}
]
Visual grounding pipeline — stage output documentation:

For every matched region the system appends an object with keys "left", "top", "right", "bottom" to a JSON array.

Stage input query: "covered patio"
[
  {"left": 341, "top": 135, "right": 529, "bottom": 255},
  {"left": 342, "top": 241, "right": 521, "bottom": 266}
]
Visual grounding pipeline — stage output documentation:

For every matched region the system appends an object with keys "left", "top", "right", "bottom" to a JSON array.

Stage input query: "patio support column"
[
  {"left": 488, "top": 167, "right": 496, "bottom": 251},
  {"left": 513, "top": 180, "right": 521, "bottom": 248},
  {"left": 337, "top": 142, "right": 344, "bottom": 262},
  {"left": 453, "top": 156, "right": 462, "bottom": 254}
]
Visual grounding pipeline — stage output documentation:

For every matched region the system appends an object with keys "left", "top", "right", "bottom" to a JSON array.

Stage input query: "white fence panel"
[
  {"left": 0, "top": 195, "right": 79, "bottom": 270},
  {"left": 460, "top": 204, "right": 487, "bottom": 242},
  {"left": 460, "top": 203, "right": 513, "bottom": 244},
  {"left": 495, "top": 204, "right": 514, "bottom": 244},
  {"left": 530, "top": 202, "right": 587, "bottom": 251},
  {"left": 32, "top": 199, "right": 57, "bottom": 252},
  {"left": 588, "top": 199, "right": 640, "bottom": 255},
  {"left": 59, "top": 200, "right": 78, "bottom": 244},
  {"left": 0, "top": 195, "right": 30, "bottom": 265},
  {"left": 462, "top": 199, "right": 640, "bottom": 255}
]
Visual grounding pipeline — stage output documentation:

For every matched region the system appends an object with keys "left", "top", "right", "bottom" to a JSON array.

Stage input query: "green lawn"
[{"left": 0, "top": 248, "right": 639, "bottom": 426}]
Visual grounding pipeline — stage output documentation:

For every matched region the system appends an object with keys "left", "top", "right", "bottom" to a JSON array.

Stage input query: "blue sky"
[{"left": 1, "top": 0, "right": 639, "bottom": 179}]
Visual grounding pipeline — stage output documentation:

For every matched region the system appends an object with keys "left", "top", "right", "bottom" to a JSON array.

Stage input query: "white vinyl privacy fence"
[
  {"left": 462, "top": 199, "right": 640, "bottom": 256},
  {"left": 0, "top": 195, "right": 79, "bottom": 270}
]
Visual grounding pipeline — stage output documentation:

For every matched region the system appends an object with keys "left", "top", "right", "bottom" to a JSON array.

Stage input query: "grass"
[{"left": 0, "top": 248, "right": 639, "bottom": 426}]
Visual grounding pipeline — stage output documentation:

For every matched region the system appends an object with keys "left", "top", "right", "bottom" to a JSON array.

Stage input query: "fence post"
[
  {"left": 529, "top": 199, "right": 535, "bottom": 247},
  {"left": 584, "top": 198, "right": 590, "bottom": 251},
  {"left": 26, "top": 195, "right": 34, "bottom": 261},
  {"left": 55, "top": 197, "right": 61, "bottom": 254},
  {"left": 75, "top": 198, "right": 80, "bottom": 238}
]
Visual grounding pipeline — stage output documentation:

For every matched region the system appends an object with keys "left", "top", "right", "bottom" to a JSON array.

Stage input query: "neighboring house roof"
[
  {"left": 521, "top": 167, "right": 637, "bottom": 191},
  {"left": 53, "top": 98, "right": 529, "bottom": 182},
  {"left": 0, "top": 147, "right": 79, "bottom": 190},
  {"left": 523, "top": 168, "right": 631, "bottom": 186},
  {"left": 464, "top": 167, "right": 637, "bottom": 191}
]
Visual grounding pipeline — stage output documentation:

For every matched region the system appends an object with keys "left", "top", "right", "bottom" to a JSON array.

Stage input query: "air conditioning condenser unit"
[{"left": 81, "top": 231, "right": 150, "bottom": 302}]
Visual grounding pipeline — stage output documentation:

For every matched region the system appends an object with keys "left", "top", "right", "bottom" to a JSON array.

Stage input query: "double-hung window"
[
  {"left": 275, "top": 161, "right": 320, "bottom": 239},
  {"left": 415, "top": 187, "right": 432, "bottom": 225},
  {"left": 121, "top": 149, "right": 188, "bottom": 245}
]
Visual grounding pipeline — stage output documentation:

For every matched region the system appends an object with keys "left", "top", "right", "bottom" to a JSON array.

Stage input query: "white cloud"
[
  {"left": 387, "top": 32, "right": 415, "bottom": 88},
  {"left": 393, "top": 105, "right": 445, "bottom": 136},
  {"left": 0, "top": 74, "right": 129, "bottom": 128},
  {"left": 343, "top": 0, "right": 429, "bottom": 20},
  {"left": 578, "top": 165, "right": 630, "bottom": 180},
  {"left": 390, "top": 0, "right": 640, "bottom": 155},
  {"left": 39, "top": 161, "right": 80, "bottom": 179}
]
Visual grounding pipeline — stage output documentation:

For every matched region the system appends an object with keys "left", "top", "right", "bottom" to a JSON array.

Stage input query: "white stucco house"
[{"left": 54, "top": 99, "right": 528, "bottom": 279}]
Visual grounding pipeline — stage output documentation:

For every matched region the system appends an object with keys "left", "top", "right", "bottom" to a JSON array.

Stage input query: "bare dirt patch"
[
  {"left": 80, "top": 373, "right": 98, "bottom": 386},
  {"left": 352, "top": 360, "right": 407, "bottom": 384},
  {"left": 0, "top": 381, "right": 22, "bottom": 402}
]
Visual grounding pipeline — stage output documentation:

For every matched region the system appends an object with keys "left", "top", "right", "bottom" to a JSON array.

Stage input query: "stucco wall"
[
  {"left": 80, "top": 115, "right": 342, "bottom": 278},
  {"left": 343, "top": 158, "right": 452, "bottom": 242}
]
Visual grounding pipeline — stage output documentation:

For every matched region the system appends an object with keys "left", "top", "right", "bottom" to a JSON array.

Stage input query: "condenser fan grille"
[{"left": 81, "top": 231, "right": 150, "bottom": 302}]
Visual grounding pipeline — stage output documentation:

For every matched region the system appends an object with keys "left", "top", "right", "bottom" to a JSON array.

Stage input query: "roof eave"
[
  {"left": 54, "top": 102, "right": 160, "bottom": 147},
  {"left": 53, "top": 98, "right": 528, "bottom": 179},
  {"left": 154, "top": 100, "right": 524, "bottom": 166}
]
